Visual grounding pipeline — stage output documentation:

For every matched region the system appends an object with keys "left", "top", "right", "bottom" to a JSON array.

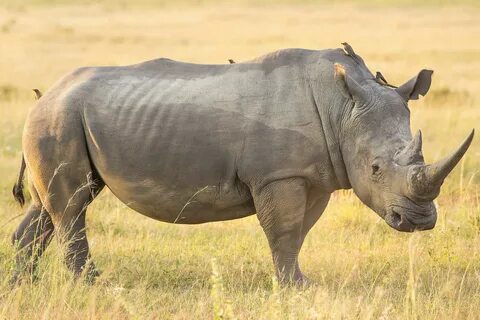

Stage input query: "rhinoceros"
[{"left": 11, "top": 43, "right": 474, "bottom": 285}]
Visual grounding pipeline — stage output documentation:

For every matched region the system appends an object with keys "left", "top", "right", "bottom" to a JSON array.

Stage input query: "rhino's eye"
[{"left": 371, "top": 164, "right": 380, "bottom": 175}]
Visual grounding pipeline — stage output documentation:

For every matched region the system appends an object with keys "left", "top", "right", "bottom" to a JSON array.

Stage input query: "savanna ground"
[{"left": 0, "top": 0, "right": 479, "bottom": 319}]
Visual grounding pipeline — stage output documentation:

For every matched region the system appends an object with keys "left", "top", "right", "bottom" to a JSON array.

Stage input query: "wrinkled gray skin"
[{"left": 11, "top": 45, "right": 474, "bottom": 285}]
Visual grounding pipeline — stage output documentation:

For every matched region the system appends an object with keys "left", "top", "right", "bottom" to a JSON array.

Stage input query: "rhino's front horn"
[{"left": 408, "top": 130, "right": 475, "bottom": 201}]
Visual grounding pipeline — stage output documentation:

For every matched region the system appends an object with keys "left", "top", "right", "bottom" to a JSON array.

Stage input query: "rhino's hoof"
[
  {"left": 8, "top": 274, "right": 21, "bottom": 287},
  {"left": 288, "top": 274, "right": 314, "bottom": 289},
  {"left": 9, "top": 271, "right": 39, "bottom": 287},
  {"left": 297, "top": 275, "right": 315, "bottom": 288},
  {"left": 75, "top": 264, "right": 101, "bottom": 285},
  {"left": 84, "top": 269, "right": 100, "bottom": 285},
  {"left": 279, "top": 273, "right": 315, "bottom": 288}
]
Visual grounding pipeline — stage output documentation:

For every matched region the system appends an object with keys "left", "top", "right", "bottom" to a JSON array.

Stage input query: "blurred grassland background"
[{"left": 0, "top": 0, "right": 479, "bottom": 319}]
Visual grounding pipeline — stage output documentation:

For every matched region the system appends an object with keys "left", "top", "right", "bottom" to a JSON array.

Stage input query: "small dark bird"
[
  {"left": 375, "top": 72, "right": 397, "bottom": 88},
  {"left": 228, "top": 59, "right": 236, "bottom": 64},
  {"left": 341, "top": 42, "right": 365, "bottom": 66},
  {"left": 375, "top": 72, "right": 388, "bottom": 85},
  {"left": 341, "top": 42, "right": 357, "bottom": 59},
  {"left": 33, "top": 89, "right": 42, "bottom": 100}
]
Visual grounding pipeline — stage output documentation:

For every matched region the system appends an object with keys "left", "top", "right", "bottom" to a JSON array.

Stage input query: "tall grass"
[{"left": 0, "top": 2, "right": 478, "bottom": 319}]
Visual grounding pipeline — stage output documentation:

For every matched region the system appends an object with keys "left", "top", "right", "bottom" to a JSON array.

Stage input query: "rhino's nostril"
[
  {"left": 390, "top": 209, "right": 402, "bottom": 226},
  {"left": 390, "top": 209, "right": 415, "bottom": 232}
]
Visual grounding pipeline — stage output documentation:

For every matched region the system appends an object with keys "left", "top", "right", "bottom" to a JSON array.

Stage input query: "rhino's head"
[{"left": 334, "top": 63, "right": 474, "bottom": 232}]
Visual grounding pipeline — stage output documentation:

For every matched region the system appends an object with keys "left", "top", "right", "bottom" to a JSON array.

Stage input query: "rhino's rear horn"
[{"left": 396, "top": 130, "right": 424, "bottom": 165}]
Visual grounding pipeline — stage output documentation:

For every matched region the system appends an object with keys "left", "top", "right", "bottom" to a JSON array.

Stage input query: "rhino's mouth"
[{"left": 385, "top": 206, "right": 436, "bottom": 232}]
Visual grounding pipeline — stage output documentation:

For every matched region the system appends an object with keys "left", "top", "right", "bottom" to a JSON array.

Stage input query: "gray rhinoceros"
[{"left": 11, "top": 43, "right": 474, "bottom": 284}]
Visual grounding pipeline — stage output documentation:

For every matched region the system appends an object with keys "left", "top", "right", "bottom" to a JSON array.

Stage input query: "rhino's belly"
[{"left": 97, "top": 170, "right": 255, "bottom": 224}]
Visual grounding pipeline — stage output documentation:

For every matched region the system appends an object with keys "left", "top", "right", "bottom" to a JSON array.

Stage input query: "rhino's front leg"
[
  {"left": 293, "top": 192, "right": 330, "bottom": 282},
  {"left": 253, "top": 177, "right": 308, "bottom": 285}
]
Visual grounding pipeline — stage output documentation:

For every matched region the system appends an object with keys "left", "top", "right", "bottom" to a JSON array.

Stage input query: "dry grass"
[{"left": 0, "top": 2, "right": 479, "bottom": 319}]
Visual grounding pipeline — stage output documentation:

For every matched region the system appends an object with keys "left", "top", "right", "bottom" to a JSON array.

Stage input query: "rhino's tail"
[
  {"left": 12, "top": 155, "right": 26, "bottom": 207},
  {"left": 13, "top": 89, "right": 43, "bottom": 207}
]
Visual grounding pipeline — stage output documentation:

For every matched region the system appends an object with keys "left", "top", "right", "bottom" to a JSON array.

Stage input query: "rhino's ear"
[
  {"left": 395, "top": 69, "right": 433, "bottom": 101},
  {"left": 334, "top": 63, "right": 368, "bottom": 102}
]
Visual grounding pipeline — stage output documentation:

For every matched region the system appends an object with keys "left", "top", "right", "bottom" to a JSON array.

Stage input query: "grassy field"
[{"left": 0, "top": 1, "right": 479, "bottom": 319}]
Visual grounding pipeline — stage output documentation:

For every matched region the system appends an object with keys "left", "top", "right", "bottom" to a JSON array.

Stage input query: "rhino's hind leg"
[
  {"left": 11, "top": 203, "right": 54, "bottom": 284},
  {"left": 45, "top": 169, "right": 105, "bottom": 282},
  {"left": 25, "top": 133, "right": 105, "bottom": 281},
  {"left": 60, "top": 205, "right": 99, "bottom": 282},
  {"left": 253, "top": 178, "right": 309, "bottom": 285}
]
